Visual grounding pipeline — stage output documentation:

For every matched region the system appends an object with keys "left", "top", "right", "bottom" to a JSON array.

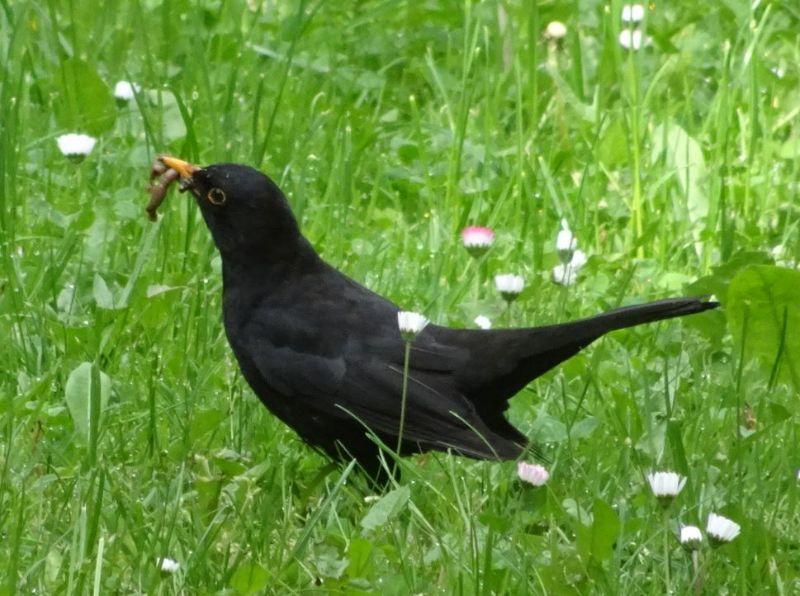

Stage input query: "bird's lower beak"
[
  {"left": 160, "top": 156, "right": 199, "bottom": 179},
  {"left": 146, "top": 155, "right": 201, "bottom": 221}
]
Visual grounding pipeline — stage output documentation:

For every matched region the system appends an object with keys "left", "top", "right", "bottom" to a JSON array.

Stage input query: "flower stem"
[
  {"left": 396, "top": 340, "right": 412, "bottom": 462},
  {"left": 663, "top": 509, "right": 671, "bottom": 594},
  {"left": 474, "top": 258, "right": 482, "bottom": 307},
  {"left": 691, "top": 549, "right": 703, "bottom": 596},
  {"left": 626, "top": 51, "right": 644, "bottom": 259}
]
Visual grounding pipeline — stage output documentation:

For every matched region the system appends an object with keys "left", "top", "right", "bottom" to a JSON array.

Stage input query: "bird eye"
[{"left": 207, "top": 188, "right": 227, "bottom": 205}]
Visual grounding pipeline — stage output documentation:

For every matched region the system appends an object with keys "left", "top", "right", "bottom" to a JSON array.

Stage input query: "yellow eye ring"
[{"left": 207, "top": 188, "right": 226, "bottom": 205}]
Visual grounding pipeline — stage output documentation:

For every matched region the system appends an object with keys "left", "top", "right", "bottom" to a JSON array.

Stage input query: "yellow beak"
[{"left": 160, "top": 155, "right": 199, "bottom": 179}]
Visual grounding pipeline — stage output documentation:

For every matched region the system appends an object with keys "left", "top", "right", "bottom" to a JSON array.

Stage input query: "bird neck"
[{"left": 219, "top": 234, "right": 322, "bottom": 289}]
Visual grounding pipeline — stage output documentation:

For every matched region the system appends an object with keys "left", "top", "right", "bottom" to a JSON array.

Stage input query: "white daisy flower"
[
  {"left": 679, "top": 525, "right": 703, "bottom": 549},
  {"left": 56, "top": 133, "right": 97, "bottom": 161},
  {"left": 552, "top": 250, "right": 587, "bottom": 286},
  {"left": 397, "top": 311, "right": 429, "bottom": 341},
  {"left": 706, "top": 513, "right": 740, "bottom": 544},
  {"left": 621, "top": 4, "right": 646, "bottom": 23},
  {"left": 461, "top": 226, "right": 495, "bottom": 257},
  {"left": 545, "top": 21, "right": 567, "bottom": 40},
  {"left": 113, "top": 80, "right": 140, "bottom": 103},
  {"left": 494, "top": 274, "right": 524, "bottom": 302},
  {"left": 474, "top": 315, "right": 492, "bottom": 330},
  {"left": 517, "top": 462, "right": 549, "bottom": 486},
  {"left": 619, "top": 29, "right": 644, "bottom": 50},
  {"left": 556, "top": 219, "right": 577, "bottom": 264},
  {"left": 647, "top": 471, "right": 687, "bottom": 497},
  {"left": 157, "top": 557, "right": 180, "bottom": 573}
]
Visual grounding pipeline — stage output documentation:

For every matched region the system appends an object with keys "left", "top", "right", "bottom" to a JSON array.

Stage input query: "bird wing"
[{"left": 238, "top": 312, "right": 523, "bottom": 460}]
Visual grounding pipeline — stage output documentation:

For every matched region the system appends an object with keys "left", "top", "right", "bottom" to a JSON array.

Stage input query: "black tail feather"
[
  {"left": 457, "top": 296, "right": 718, "bottom": 436},
  {"left": 593, "top": 296, "right": 719, "bottom": 333}
]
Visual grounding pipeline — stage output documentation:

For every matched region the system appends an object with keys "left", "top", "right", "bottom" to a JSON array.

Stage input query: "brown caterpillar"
[{"left": 145, "top": 157, "right": 180, "bottom": 221}]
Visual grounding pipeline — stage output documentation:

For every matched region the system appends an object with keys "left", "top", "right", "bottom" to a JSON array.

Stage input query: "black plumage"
[{"left": 153, "top": 158, "right": 717, "bottom": 479}]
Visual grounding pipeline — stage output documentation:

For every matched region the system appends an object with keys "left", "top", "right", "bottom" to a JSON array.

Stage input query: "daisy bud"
[
  {"left": 494, "top": 274, "right": 524, "bottom": 302},
  {"left": 517, "top": 461, "right": 549, "bottom": 486},
  {"left": 646, "top": 471, "right": 686, "bottom": 507},
  {"left": 706, "top": 513, "right": 740, "bottom": 545},
  {"left": 621, "top": 4, "right": 645, "bottom": 23},
  {"left": 397, "top": 311, "right": 429, "bottom": 341},
  {"left": 157, "top": 557, "right": 180, "bottom": 573},
  {"left": 113, "top": 80, "right": 140, "bottom": 105},
  {"left": 556, "top": 219, "right": 577, "bottom": 264},
  {"left": 679, "top": 525, "right": 703, "bottom": 550},
  {"left": 552, "top": 250, "right": 587, "bottom": 286},
  {"left": 474, "top": 315, "right": 492, "bottom": 330},
  {"left": 619, "top": 29, "right": 644, "bottom": 51},
  {"left": 461, "top": 226, "right": 494, "bottom": 258},
  {"left": 56, "top": 133, "right": 97, "bottom": 163},
  {"left": 545, "top": 21, "right": 567, "bottom": 40}
]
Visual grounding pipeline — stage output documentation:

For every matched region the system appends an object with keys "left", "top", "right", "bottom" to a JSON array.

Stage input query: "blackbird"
[{"left": 152, "top": 156, "right": 717, "bottom": 479}]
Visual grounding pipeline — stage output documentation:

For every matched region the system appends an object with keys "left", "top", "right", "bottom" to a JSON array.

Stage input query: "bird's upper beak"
[
  {"left": 160, "top": 156, "right": 199, "bottom": 179},
  {"left": 146, "top": 155, "right": 203, "bottom": 221}
]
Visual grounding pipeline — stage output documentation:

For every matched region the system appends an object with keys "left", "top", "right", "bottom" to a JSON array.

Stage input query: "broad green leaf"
[
  {"left": 347, "top": 537, "right": 374, "bottom": 577},
  {"left": 779, "top": 137, "right": 800, "bottom": 159},
  {"left": 92, "top": 274, "right": 117, "bottom": 309},
  {"left": 531, "top": 414, "right": 568, "bottom": 443},
  {"left": 146, "top": 89, "right": 187, "bottom": 142},
  {"left": 726, "top": 266, "right": 800, "bottom": 389},
  {"left": 577, "top": 499, "right": 620, "bottom": 562},
  {"left": 64, "top": 362, "right": 110, "bottom": 442},
  {"left": 360, "top": 485, "right": 410, "bottom": 531},
  {"left": 52, "top": 59, "right": 115, "bottom": 136},
  {"left": 479, "top": 512, "right": 512, "bottom": 533},
  {"left": 667, "top": 421, "right": 689, "bottom": 476},
  {"left": 687, "top": 251, "right": 774, "bottom": 299},
  {"left": 230, "top": 562, "right": 269, "bottom": 595},
  {"left": 598, "top": 119, "right": 628, "bottom": 167},
  {"left": 312, "top": 544, "right": 348, "bottom": 579},
  {"left": 651, "top": 122, "right": 707, "bottom": 226},
  {"left": 545, "top": 65, "right": 597, "bottom": 124},
  {"left": 45, "top": 549, "right": 62, "bottom": 586},
  {"left": 590, "top": 499, "right": 620, "bottom": 561},
  {"left": 569, "top": 416, "right": 599, "bottom": 441},
  {"left": 190, "top": 407, "right": 227, "bottom": 443}
]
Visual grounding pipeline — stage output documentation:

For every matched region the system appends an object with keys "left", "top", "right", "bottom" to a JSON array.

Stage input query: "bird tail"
[
  {"left": 461, "top": 296, "right": 718, "bottom": 427},
  {"left": 585, "top": 296, "right": 719, "bottom": 335}
]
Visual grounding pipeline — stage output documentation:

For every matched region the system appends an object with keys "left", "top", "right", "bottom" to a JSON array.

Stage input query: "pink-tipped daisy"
[
  {"left": 517, "top": 462, "right": 549, "bottom": 486},
  {"left": 461, "top": 226, "right": 494, "bottom": 258}
]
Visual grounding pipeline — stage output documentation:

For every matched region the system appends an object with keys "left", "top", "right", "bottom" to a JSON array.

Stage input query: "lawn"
[{"left": 1, "top": 0, "right": 799, "bottom": 593}]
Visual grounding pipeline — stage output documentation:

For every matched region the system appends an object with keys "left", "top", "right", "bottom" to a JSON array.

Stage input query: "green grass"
[{"left": 2, "top": 0, "right": 800, "bottom": 593}]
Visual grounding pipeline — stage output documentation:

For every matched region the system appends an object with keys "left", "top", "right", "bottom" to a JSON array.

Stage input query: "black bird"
[{"left": 153, "top": 156, "right": 717, "bottom": 479}]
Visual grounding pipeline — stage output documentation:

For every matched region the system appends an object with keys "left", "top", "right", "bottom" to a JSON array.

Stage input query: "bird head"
[{"left": 157, "top": 156, "right": 301, "bottom": 261}]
